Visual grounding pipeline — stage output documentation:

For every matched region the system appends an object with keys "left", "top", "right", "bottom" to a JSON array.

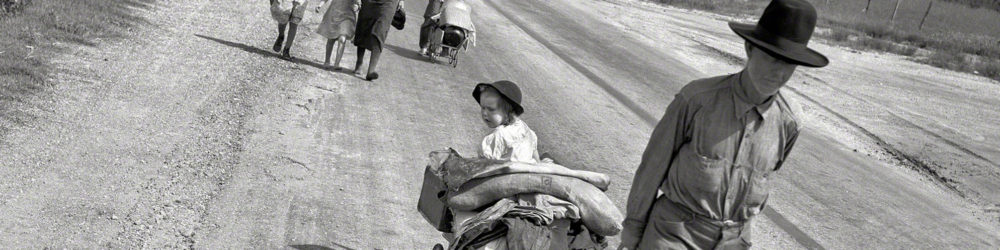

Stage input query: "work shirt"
[{"left": 621, "top": 72, "right": 800, "bottom": 247}]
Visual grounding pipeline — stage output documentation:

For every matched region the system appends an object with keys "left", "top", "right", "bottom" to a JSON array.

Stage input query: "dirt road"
[{"left": 0, "top": 0, "right": 997, "bottom": 249}]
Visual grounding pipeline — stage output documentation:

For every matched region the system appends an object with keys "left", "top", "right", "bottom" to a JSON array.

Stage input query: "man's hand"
[{"left": 618, "top": 225, "right": 642, "bottom": 250}]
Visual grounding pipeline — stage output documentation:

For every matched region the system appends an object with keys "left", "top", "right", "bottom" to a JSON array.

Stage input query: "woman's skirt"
[{"left": 353, "top": 0, "right": 398, "bottom": 52}]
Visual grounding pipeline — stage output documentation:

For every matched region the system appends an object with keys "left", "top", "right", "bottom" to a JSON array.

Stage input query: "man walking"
[{"left": 620, "top": 0, "right": 828, "bottom": 249}]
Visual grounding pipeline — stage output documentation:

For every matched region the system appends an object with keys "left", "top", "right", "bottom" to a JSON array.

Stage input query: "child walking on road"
[
  {"left": 270, "top": 0, "right": 308, "bottom": 59},
  {"left": 315, "top": 0, "right": 361, "bottom": 70}
]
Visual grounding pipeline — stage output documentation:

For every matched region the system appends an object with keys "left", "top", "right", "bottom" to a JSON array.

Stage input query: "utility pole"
[
  {"left": 891, "top": 0, "right": 903, "bottom": 23},
  {"left": 919, "top": 1, "right": 934, "bottom": 30}
]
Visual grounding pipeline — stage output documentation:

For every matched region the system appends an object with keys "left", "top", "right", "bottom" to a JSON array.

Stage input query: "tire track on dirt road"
[{"left": 483, "top": 1, "right": 825, "bottom": 249}]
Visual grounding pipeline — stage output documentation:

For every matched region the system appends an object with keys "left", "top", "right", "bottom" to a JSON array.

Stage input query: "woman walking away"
[
  {"left": 270, "top": 0, "right": 309, "bottom": 59},
  {"left": 316, "top": 0, "right": 362, "bottom": 70},
  {"left": 353, "top": 0, "right": 404, "bottom": 81}
]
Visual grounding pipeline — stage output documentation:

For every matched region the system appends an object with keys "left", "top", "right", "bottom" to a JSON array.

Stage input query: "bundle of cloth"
[{"left": 426, "top": 148, "right": 624, "bottom": 249}]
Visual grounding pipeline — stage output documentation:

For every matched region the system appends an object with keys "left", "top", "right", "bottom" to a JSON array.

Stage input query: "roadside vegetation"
[
  {"left": 0, "top": 0, "right": 153, "bottom": 138},
  {"left": 650, "top": 0, "right": 1000, "bottom": 82}
]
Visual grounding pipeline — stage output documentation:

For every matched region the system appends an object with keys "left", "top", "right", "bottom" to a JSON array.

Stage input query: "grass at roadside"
[
  {"left": 0, "top": 0, "right": 153, "bottom": 138},
  {"left": 647, "top": 0, "right": 1000, "bottom": 82}
]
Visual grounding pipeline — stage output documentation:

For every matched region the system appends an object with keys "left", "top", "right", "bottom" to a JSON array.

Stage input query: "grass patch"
[
  {"left": 646, "top": 0, "right": 1000, "bottom": 82},
  {"left": 1, "top": 0, "right": 154, "bottom": 138}
]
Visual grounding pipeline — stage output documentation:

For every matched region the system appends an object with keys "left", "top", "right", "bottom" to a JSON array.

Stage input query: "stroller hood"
[{"left": 441, "top": 0, "right": 474, "bottom": 32}]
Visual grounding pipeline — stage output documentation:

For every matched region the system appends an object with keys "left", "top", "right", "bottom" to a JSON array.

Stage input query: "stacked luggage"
[{"left": 418, "top": 148, "right": 623, "bottom": 250}]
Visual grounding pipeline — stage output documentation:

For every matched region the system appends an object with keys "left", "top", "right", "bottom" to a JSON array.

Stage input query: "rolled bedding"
[
  {"left": 427, "top": 148, "right": 610, "bottom": 191},
  {"left": 446, "top": 173, "right": 623, "bottom": 236}
]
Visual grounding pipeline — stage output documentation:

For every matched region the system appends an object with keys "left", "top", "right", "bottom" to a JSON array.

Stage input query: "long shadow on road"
[
  {"left": 195, "top": 34, "right": 338, "bottom": 73},
  {"left": 384, "top": 43, "right": 432, "bottom": 64}
]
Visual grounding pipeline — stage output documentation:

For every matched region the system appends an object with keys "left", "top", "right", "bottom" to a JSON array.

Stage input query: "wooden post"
[
  {"left": 891, "top": 0, "right": 903, "bottom": 23},
  {"left": 919, "top": 1, "right": 933, "bottom": 30}
]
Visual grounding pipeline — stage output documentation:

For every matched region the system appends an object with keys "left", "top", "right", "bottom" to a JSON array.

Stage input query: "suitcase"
[{"left": 418, "top": 165, "right": 452, "bottom": 232}]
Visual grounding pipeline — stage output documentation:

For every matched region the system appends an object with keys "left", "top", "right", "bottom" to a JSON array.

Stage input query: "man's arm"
[
  {"left": 620, "top": 94, "right": 690, "bottom": 249},
  {"left": 773, "top": 127, "right": 798, "bottom": 171}
]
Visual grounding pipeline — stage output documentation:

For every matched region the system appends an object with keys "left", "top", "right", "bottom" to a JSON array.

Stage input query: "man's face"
[{"left": 745, "top": 44, "right": 798, "bottom": 98}]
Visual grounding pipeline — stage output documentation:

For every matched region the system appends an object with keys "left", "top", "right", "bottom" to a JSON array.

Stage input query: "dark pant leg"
[{"left": 419, "top": 18, "right": 436, "bottom": 49}]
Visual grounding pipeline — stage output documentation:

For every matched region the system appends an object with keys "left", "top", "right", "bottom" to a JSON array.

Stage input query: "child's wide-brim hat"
[
  {"left": 729, "top": 0, "right": 829, "bottom": 67},
  {"left": 473, "top": 80, "right": 524, "bottom": 115}
]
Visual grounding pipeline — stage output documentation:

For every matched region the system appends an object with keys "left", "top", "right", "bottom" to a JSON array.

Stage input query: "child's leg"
[
  {"left": 282, "top": 22, "right": 299, "bottom": 56},
  {"left": 354, "top": 47, "right": 366, "bottom": 75},
  {"left": 273, "top": 23, "right": 287, "bottom": 52},
  {"left": 333, "top": 36, "right": 347, "bottom": 69},
  {"left": 324, "top": 39, "right": 335, "bottom": 65}
]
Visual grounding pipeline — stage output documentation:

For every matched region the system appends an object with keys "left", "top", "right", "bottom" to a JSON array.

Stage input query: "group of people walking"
[
  {"left": 276, "top": 0, "right": 832, "bottom": 249},
  {"left": 269, "top": 0, "right": 404, "bottom": 81}
]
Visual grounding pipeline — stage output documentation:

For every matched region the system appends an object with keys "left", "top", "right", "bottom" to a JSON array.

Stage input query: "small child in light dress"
[
  {"left": 315, "top": 0, "right": 361, "bottom": 70},
  {"left": 473, "top": 81, "right": 541, "bottom": 163},
  {"left": 270, "top": 0, "right": 309, "bottom": 58},
  {"left": 442, "top": 80, "right": 556, "bottom": 249}
]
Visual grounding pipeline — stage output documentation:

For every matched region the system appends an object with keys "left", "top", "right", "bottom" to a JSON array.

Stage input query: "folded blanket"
[
  {"left": 447, "top": 173, "right": 624, "bottom": 236},
  {"left": 427, "top": 148, "right": 610, "bottom": 191},
  {"left": 469, "top": 162, "right": 610, "bottom": 191}
]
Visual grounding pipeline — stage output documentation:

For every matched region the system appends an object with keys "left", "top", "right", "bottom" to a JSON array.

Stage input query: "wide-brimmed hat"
[
  {"left": 729, "top": 0, "right": 829, "bottom": 67},
  {"left": 473, "top": 80, "right": 524, "bottom": 115}
]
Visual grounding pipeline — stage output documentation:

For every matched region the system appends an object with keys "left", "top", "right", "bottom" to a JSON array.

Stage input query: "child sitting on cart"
[{"left": 441, "top": 80, "right": 557, "bottom": 249}]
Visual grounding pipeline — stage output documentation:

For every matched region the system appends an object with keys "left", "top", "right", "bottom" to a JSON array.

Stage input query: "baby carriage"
[{"left": 426, "top": 0, "right": 475, "bottom": 68}]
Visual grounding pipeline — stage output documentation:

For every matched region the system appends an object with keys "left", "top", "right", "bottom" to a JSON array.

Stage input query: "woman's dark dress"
[{"left": 353, "top": 0, "right": 400, "bottom": 53}]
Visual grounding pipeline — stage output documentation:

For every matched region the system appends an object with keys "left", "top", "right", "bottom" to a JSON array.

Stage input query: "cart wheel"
[
  {"left": 450, "top": 50, "right": 459, "bottom": 68},
  {"left": 433, "top": 243, "right": 445, "bottom": 250}
]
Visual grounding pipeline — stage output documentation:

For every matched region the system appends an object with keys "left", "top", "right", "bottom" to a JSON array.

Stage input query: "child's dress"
[
  {"left": 271, "top": 0, "right": 309, "bottom": 24},
  {"left": 478, "top": 118, "right": 539, "bottom": 163},
  {"left": 317, "top": 0, "right": 361, "bottom": 39}
]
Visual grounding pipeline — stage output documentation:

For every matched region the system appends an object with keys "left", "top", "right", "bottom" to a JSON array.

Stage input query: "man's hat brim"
[{"left": 730, "top": 22, "right": 829, "bottom": 67}]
